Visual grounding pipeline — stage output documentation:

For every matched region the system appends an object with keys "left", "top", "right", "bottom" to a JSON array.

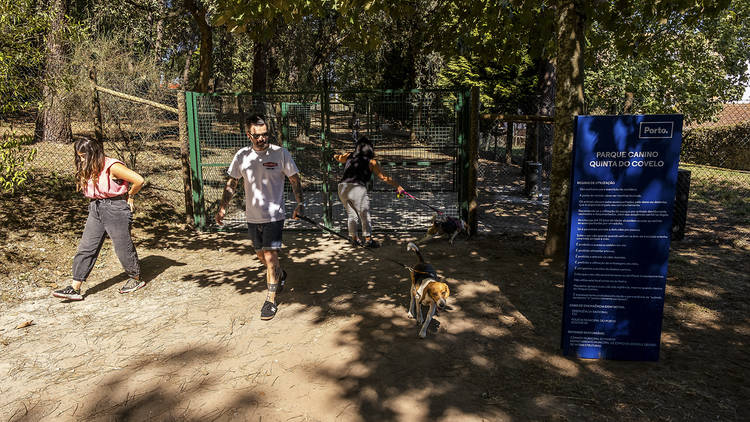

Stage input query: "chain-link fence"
[
  {"left": 11, "top": 85, "right": 185, "bottom": 221},
  {"left": 187, "top": 89, "right": 469, "bottom": 232},
  {"left": 8, "top": 91, "right": 746, "bottom": 239},
  {"left": 476, "top": 116, "right": 553, "bottom": 234},
  {"left": 475, "top": 104, "right": 749, "bottom": 237},
  {"left": 679, "top": 101, "right": 750, "bottom": 244}
]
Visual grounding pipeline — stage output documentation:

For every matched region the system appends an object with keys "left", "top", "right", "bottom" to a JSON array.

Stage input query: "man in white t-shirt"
[{"left": 216, "top": 114, "right": 304, "bottom": 320}]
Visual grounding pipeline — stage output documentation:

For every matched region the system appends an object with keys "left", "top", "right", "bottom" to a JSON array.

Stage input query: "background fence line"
[{"left": 6, "top": 88, "right": 748, "bottom": 239}]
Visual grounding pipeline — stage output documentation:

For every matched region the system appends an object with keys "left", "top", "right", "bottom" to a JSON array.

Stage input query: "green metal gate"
[{"left": 185, "top": 89, "right": 473, "bottom": 232}]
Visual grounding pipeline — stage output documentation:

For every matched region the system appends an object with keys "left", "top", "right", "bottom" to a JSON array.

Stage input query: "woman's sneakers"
[
  {"left": 52, "top": 286, "right": 83, "bottom": 301},
  {"left": 119, "top": 277, "right": 146, "bottom": 294},
  {"left": 53, "top": 278, "right": 144, "bottom": 300}
]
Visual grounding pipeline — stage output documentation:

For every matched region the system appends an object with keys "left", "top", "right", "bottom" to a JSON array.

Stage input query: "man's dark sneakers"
[
  {"left": 260, "top": 300, "right": 278, "bottom": 320},
  {"left": 52, "top": 286, "right": 83, "bottom": 301},
  {"left": 277, "top": 269, "right": 288, "bottom": 294},
  {"left": 119, "top": 278, "right": 146, "bottom": 294}
]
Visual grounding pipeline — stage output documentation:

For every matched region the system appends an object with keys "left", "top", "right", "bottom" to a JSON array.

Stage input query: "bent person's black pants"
[{"left": 72, "top": 198, "right": 140, "bottom": 282}]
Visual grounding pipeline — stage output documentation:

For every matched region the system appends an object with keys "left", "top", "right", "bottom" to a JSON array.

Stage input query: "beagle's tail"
[{"left": 407, "top": 242, "right": 425, "bottom": 263}]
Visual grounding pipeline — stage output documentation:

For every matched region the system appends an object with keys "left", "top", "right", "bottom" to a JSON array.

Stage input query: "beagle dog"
[
  {"left": 406, "top": 242, "right": 450, "bottom": 338},
  {"left": 419, "top": 214, "right": 469, "bottom": 246}
]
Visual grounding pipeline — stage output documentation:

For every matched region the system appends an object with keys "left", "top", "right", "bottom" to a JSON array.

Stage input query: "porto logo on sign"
[{"left": 639, "top": 122, "right": 674, "bottom": 139}]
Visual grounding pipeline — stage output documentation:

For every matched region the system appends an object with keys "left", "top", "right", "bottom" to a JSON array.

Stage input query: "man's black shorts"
[{"left": 247, "top": 220, "right": 284, "bottom": 251}]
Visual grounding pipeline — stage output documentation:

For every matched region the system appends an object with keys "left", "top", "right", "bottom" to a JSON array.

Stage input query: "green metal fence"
[{"left": 185, "top": 89, "right": 472, "bottom": 232}]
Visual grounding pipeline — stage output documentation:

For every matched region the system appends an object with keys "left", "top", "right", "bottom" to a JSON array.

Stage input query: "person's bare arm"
[
  {"left": 288, "top": 173, "right": 304, "bottom": 219},
  {"left": 333, "top": 152, "right": 350, "bottom": 164},
  {"left": 216, "top": 177, "right": 238, "bottom": 225},
  {"left": 110, "top": 163, "right": 145, "bottom": 212},
  {"left": 370, "top": 160, "right": 404, "bottom": 193}
]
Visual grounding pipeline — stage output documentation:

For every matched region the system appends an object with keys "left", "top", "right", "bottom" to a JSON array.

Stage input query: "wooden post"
[
  {"left": 89, "top": 66, "right": 104, "bottom": 143},
  {"left": 468, "top": 86, "right": 479, "bottom": 235},
  {"left": 177, "top": 90, "right": 194, "bottom": 226}
]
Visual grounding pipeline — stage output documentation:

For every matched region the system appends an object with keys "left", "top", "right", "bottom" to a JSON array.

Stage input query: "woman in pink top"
[{"left": 53, "top": 137, "right": 146, "bottom": 301}]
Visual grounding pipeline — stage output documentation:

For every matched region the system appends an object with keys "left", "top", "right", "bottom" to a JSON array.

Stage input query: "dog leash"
[
  {"left": 400, "top": 190, "right": 446, "bottom": 216},
  {"left": 297, "top": 214, "right": 418, "bottom": 273}
]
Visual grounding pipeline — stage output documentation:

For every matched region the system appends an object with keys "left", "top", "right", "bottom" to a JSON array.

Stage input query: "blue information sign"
[{"left": 561, "top": 115, "right": 683, "bottom": 361}]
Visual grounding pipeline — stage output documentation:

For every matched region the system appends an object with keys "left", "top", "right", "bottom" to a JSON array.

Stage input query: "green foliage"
[
  {"left": 682, "top": 122, "right": 750, "bottom": 170},
  {"left": 0, "top": 132, "right": 36, "bottom": 194},
  {"left": 585, "top": 0, "right": 750, "bottom": 123},
  {"left": 438, "top": 53, "right": 537, "bottom": 113},
  {"left": 0, "top": 0, "right": 49, "bottom": 113}
]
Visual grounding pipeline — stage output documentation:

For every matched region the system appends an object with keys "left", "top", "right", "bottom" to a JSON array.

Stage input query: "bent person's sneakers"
[
  {"left": 119, "top": 278, "right": 146, "bottom": 294},
  {"left": 260, "top": 300, "right": 278, "bottom": 320},
  {"left": 364, "top": 239, "right": 380, "bottom": 248},
  {"left": 52, "top": 285, "right": 83, "bottom": 301}
]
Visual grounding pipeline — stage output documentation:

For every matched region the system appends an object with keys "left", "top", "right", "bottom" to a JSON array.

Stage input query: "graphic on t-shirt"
[{"left": 262, "top": 162, "right": 279, "bottom": 169}]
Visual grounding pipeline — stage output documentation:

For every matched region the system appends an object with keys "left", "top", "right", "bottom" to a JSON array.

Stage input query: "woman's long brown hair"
[{"left": 73, "top": 137, "right": 105, "bottom": 192}]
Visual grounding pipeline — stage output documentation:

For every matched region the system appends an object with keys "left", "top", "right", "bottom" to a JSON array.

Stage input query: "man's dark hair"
[{"left": 245, "top": 113, "right": 267, "bottom": 127}]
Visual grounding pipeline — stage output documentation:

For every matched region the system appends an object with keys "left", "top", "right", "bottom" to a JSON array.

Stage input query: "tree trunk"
[
  {"left": 182, "top": 45, "right": 193, "bottom": 88},
  {"left": 34, "top": 0, "right": 72, "bottom": 144},
  {"left": 89, "top": 67, "right": 104, "bottom": 144},
  {"left": 184, "top": 0, "right": 212, "bottom": 93},
  {"left": 252, "top": 39, "right": 268, "bottom": 92},
  {"left": 154, "top": 2, "right": 164, "bottom": 64},
  {"left": 545, "top": 0, "right": 585, "bottom": 260}
]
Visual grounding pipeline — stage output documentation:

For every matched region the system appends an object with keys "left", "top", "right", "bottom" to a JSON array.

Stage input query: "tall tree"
[
  {"left": 544, "top": 0, "right": 735, "bottom": 259},
  {"left": 545, "top": 0, "right": 584, "bottom": 259},
  {"left": 34, "top": 0, "right": 72, "bottom": 144},
  {"left": 0, "top": 0, "right": 48, "bottom": 114},
  {"left": 184, "top": 0, "right": 212, "bottom": 92},
  {"left": 585, "top": 0, "right": 750, "bottom": 123}
]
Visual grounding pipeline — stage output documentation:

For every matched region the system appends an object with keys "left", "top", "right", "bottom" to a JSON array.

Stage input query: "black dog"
[{"left": 419, "top": 214, "right": 468, "bottom": 245}]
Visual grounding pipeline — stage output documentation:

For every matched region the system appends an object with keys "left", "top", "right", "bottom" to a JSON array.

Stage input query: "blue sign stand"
[{"left": 561, "top": 115, "right": 683, "bottom": 361}]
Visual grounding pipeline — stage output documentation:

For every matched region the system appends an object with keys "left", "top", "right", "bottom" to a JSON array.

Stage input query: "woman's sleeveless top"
[{"left": 340, "top": 154, "right": 372, "bottom": 186}]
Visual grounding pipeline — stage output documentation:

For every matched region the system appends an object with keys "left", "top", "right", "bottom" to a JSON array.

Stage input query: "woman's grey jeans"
[
  {"left": 72, "top": 197, "right": 140, "bottom": 282},
  {"left": 338, "top": 182, "right": 371, "bottom": 239}
]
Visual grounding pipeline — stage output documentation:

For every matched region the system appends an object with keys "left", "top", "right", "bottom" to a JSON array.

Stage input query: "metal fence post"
[
  {"left": 177, "top": 90, "right": 194, "bottom": 226},
  {"left": 457, "top": 88, "right": 471, "bottom": 224},
  {"left": 185, "top": 91, "right": 206, "bottom": 230},
  {"left": 468, "top": 86, "right": 479, "bottom": 235}
]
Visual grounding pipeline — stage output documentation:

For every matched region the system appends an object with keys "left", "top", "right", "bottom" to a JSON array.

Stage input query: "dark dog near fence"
[{"left": 419, "top": 214, "right": 469, "bottom": 246}]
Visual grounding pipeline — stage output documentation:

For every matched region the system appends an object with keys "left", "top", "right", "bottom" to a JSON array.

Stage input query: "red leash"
[{"left": 400, "top": 190, "right": 446, "bottom": 216}]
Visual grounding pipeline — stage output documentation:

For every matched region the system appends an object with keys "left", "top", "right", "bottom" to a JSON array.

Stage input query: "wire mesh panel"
[
  {"left": 190, "top": 92, "right": 325, "bottom": 230},
  {"left": 13, "top": 87, "right": 184, "bottom": 220},
  {"left": 188, "top": 89, "right": 465, "bottom": 232},
  {"left": 325, "top": 90, "right": 461, "bottom": 233},
  {"left": 678, "top": 102, "right": 750, "bottom": 243},
  {"left": 100, "top": 88, "right": 182, "bottom": 218}
]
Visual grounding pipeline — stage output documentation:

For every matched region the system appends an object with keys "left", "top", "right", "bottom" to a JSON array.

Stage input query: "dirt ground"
[{"left": 1, "top": 180, "right": 749, "bottom": 421}]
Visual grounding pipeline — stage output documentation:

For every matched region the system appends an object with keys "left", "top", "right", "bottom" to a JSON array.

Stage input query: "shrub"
[
  {"left": 681, "top": 122, "right": 750, "bottom": 171},
  {"left": 0, "top": 132, "right": 36, "bottom": 194}
]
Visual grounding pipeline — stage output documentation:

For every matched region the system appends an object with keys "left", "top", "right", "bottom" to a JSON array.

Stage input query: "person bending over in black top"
[{"left": 334, "top": 137, "right": 404, "bottom": 248}]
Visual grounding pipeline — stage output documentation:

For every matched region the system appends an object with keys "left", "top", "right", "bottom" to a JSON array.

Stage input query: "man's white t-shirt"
[{"left": 227, "top": 144, "right": 300, "bottom": 223}]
